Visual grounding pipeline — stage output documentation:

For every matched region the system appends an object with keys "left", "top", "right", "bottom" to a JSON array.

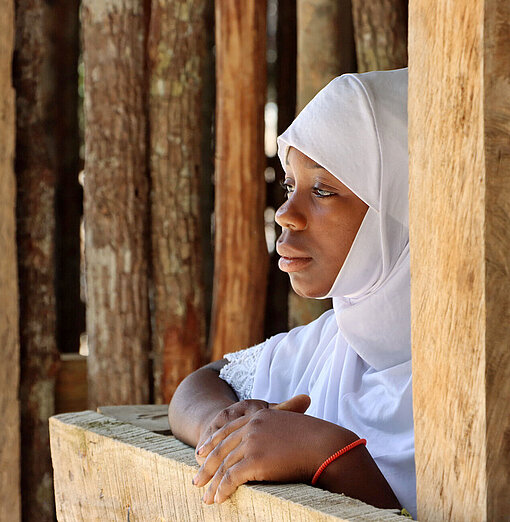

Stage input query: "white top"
[{"left": 220, "top": 69, "right": 415, "bottom": 517}]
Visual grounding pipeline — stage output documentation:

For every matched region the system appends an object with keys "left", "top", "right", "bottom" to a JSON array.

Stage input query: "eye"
[
  {"left": 280, "top": 179, "right": 295, "bottom": 198},
  {"left": 313, "top": 186, "right": 336, "bottom": 198}
]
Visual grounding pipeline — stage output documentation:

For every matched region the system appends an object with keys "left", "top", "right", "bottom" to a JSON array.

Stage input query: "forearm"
[
  {"left": 168, "top": 359, "right": 238, "bottom": 447},
  {"left": 313, "top": 426, "right": 400, "bottom": 510}
]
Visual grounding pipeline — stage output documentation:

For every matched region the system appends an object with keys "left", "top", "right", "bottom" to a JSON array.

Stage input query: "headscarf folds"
[{"left": 251, "top": 69, "right": 416, "bottom": 516}]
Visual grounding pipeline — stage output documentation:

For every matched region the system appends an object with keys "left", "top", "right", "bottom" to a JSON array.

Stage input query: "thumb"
[{"left": 271, "top": 394, "right": 311, "bottom": 413}]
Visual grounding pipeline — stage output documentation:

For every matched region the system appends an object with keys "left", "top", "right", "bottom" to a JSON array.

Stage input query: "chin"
[{"left": 289, "top": 278, "right": 329, "bottom": 299}]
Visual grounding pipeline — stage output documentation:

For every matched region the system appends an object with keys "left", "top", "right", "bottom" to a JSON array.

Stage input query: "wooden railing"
[{"left": 50, "top": 406, "right": 407, "bottom": 521}]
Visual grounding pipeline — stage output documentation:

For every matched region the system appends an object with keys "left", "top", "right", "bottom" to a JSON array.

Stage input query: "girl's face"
[{"left": 275, "top": 147, "right": 368, "bottom": 298}]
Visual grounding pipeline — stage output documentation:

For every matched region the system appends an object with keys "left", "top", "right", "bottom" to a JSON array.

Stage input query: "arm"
[
  {"left": 193, "top": 407, "right": 400, "bottom": 510},
  {"left": 168, "top": 359, "right": 236, "bottom": 447}
]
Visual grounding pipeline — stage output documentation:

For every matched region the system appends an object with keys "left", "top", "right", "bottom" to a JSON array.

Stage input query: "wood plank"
[
  {"left": 210, "top": 0, "right": 269, "bottom": 359},
  {"left": 55, "top": 354, "right": 88, "bottom": 414},
  {"left": 97, "top": 404, "right": 170, "bottom": 434},
  {"left": 50, "top": 411, "right": 406, "bottom": 521},
  {"left": 147, "top": 0, "right": 208, "bottom": 403},
  {"left": 409, "top": 0, "right": 510, "bottom": 519},
  {"left": 81, "top": 0, "right": 151, "bottom": 407},
  {"left": 0, "top": 1, "right": 20, "bottom": 519}
]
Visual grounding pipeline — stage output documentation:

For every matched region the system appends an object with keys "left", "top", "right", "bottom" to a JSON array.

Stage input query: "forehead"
[{"left": 286, "top": 146, "right": 322, "bottom": 169}]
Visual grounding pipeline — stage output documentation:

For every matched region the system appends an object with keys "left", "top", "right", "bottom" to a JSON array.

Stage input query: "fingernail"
[
  {"left": 192, "top": 475, "right": 197, "bottom": 485},
  {"left": 196, "top": 446, "right": 203, "bottom": 455}
]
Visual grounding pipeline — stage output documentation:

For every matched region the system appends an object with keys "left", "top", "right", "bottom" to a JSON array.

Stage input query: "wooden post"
[
  {"left": 50, "top": 409, "right": 406, "bottom": 521},
  {"left": 210, "top": 0, "right": 269, "bottom": 359},
  {"left": 409, "top": 0, "right": 510, "bottom": 520},
  {"left": 0, "top": 1, "right": 20, "bottom": 520},
  {"left": 351, "top": 0, "right": 408, "bottom": 72},
  {"left": 289, "top": 0, "right": 356, "bottom": 329},
  {"left": 82, "top": 0, "right": 151, "bottom": 407},
  {"left": 147, "top": 0, "right": 207, "bottom": 403},
  {"left": 14, "top": 0, "right": 60, "bottom": 519}
]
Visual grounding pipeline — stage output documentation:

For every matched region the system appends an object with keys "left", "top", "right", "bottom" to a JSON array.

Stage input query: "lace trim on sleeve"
[{"left": 219, "top": 343, "right": 264, "bottom": 401}]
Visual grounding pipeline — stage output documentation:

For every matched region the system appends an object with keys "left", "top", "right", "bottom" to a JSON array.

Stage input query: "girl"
[{"left": 168, "top": 68, "right": 415, "bottom": 518}]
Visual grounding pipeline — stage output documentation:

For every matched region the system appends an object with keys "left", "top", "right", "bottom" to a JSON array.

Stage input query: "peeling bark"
[
  {"left": 210, "top": 0, "right": 269, "bottom": 359},
  {"left": 351, "top": 0, "right": 408, "bottom": 72},
  {"left": 82, "top": 0, "right": 150, "bottom": 407},
  {"left": 0, "top": 1, "right": 20, "bottom": 520},
  {"left": 147, "top": 0, "right": 208, "bottom": 403}
]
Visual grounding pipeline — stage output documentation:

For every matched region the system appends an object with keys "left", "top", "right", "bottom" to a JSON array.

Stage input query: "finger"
[
  {"left": 196, "top": 414, "right": 249, "bottom": 461},
  {"left": 272, "top": 394, "right": 311, "bottom": 413},
  {"left": 201, "top": 448, "right": 244, "bottom": 504},
  {"left": 213, "top": 459, "right": 257, "bottom": 504},
  {"left": 193, "top": 427, "right": 246, "bottom": 488}
]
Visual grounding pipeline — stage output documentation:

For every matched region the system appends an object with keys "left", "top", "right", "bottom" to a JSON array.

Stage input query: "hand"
[
  {"left": 196, "top": 399, "right": 270, "bottom": 465},
  {"left": 192, "top": 395, "right": 356, "bottom": 504},
  {"left": 195, "top": 395, "right": 310, "bottom": 465}
]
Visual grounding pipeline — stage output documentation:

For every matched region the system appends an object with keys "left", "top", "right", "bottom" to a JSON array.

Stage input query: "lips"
[{"left": 276, "top": 243, "right": 312, "bottom": 273}]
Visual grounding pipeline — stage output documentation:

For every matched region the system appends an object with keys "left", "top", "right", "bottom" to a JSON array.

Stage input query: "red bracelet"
[{"left": 311, "top": 438, "right": 367, "bottom": 485}]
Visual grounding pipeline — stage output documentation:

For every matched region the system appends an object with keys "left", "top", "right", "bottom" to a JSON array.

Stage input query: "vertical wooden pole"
[
  {"left": 0, "top": 2, "right": 20, "bottom": 520},
  {"left": 14, "top": 0, "right": 59, "bottom": 519},
  {"left": 351, "top": 0, "right": 408, "bottom": 72},
  {"left": 289, "top": 0, "right": 356, "bottom": 329},
  {"left": 147, "top": 0, "right": 207, "bottom": 403},
  {"left": 82, "top": 0, "right": 150, "bottom": 407},
  {"left": 409, "top": 0, "right": 510, "bottom": 519},
  {"left": 297, "top": 0, "right": 356, "bottom": 112},
  {"left": 211, "top": 0, "right": 268, "bottom": 359}
]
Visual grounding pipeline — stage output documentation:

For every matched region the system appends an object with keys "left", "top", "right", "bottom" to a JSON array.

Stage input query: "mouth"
[{"left": 278, "top": 255, "right": 313, "bottom": 273}]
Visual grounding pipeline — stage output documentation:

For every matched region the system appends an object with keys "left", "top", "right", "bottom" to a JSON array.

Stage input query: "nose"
[{"left": 275, "top": 194, "right": 307, "bottom": 230}]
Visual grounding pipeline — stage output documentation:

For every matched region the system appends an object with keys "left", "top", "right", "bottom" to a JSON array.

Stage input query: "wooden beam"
[
  {"left": 409, "top": 0, "right": 510, "bottom": 519},
  {"left": 50, "top": 410, "right": 406, "bottom": 521},
  {"left": 147, "top": 0, "right": 208, "bottom": 403},
  {"left": 351, "top": 0, "right": 408, "bottom": 72},
  {"left": 210, "top": 0, "right": 269, "bottom": 359},
  {"left": 81, "top": 0, "right": 151, "bottom": 407},
  {"left": 0, "top": 1, "right": 20, "bottom": 519}
]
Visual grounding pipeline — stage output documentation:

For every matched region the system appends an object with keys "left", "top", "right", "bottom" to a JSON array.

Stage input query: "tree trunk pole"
[
  {"left": 290, "top": 0, "right": 356, "bottom": 328},
  {"left": 14, "top": 0, "right": 61, "bottom": 518},
  {"left": 147, "top": 0, "right": 208, "bottom": 403},
  {"left": 409, "top": 0, "right": 510, "bottom": 519},
  {"left": 351, "top": 0, "right": 408, "bottom": 72},
  {"left": 210, "top": 0, "right": 269, "bottom": 359},
  {"left": 0, "top": 1, "right": 20, "bottom": 520},
  {"left": 82, "top": 0, "right": 151, "bottom": 407}
]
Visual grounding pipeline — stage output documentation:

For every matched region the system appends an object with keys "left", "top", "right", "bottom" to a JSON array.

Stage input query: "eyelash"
[{"left": 279, "top": 180, "right": 336, "bottom": 199}]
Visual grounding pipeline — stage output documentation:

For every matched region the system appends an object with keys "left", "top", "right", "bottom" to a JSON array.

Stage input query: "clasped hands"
[{"left": 191, "top": 394, "right": 357, "bottom": 504}]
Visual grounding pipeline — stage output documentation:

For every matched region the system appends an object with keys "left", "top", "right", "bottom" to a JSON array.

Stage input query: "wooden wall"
[
  {"left": 409, "top": 0, "right": 510, "bottom": 520},
  {"left": 0, "top": 0, "right": 20, "bottom": 519}
]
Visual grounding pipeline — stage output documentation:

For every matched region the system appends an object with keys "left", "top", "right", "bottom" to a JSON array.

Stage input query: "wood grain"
[
  {"left": 351, "top": 0, "right": 408, "bottom": 73},
  {"left": 82, "top": 0, "right": 150, "bottom": 407},
  {"left": 210, "top": 0, "right": 269, "bottom": 359},
  {"left": 409, "top": 0, "right": 510, "bottom": 519},
  {"left": 50, "top": 410, "right": 406, "bottom": 521},
  {"left": 0, "top": 1, "right": 20, "bottom": 519},
  {"left": 147, "top": 0, "right": 207, "bottom": 403}
]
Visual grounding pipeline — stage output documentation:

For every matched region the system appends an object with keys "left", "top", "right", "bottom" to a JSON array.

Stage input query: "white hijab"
[{"left": 251, "top": 69, "right": 415, "bottom": 516}]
